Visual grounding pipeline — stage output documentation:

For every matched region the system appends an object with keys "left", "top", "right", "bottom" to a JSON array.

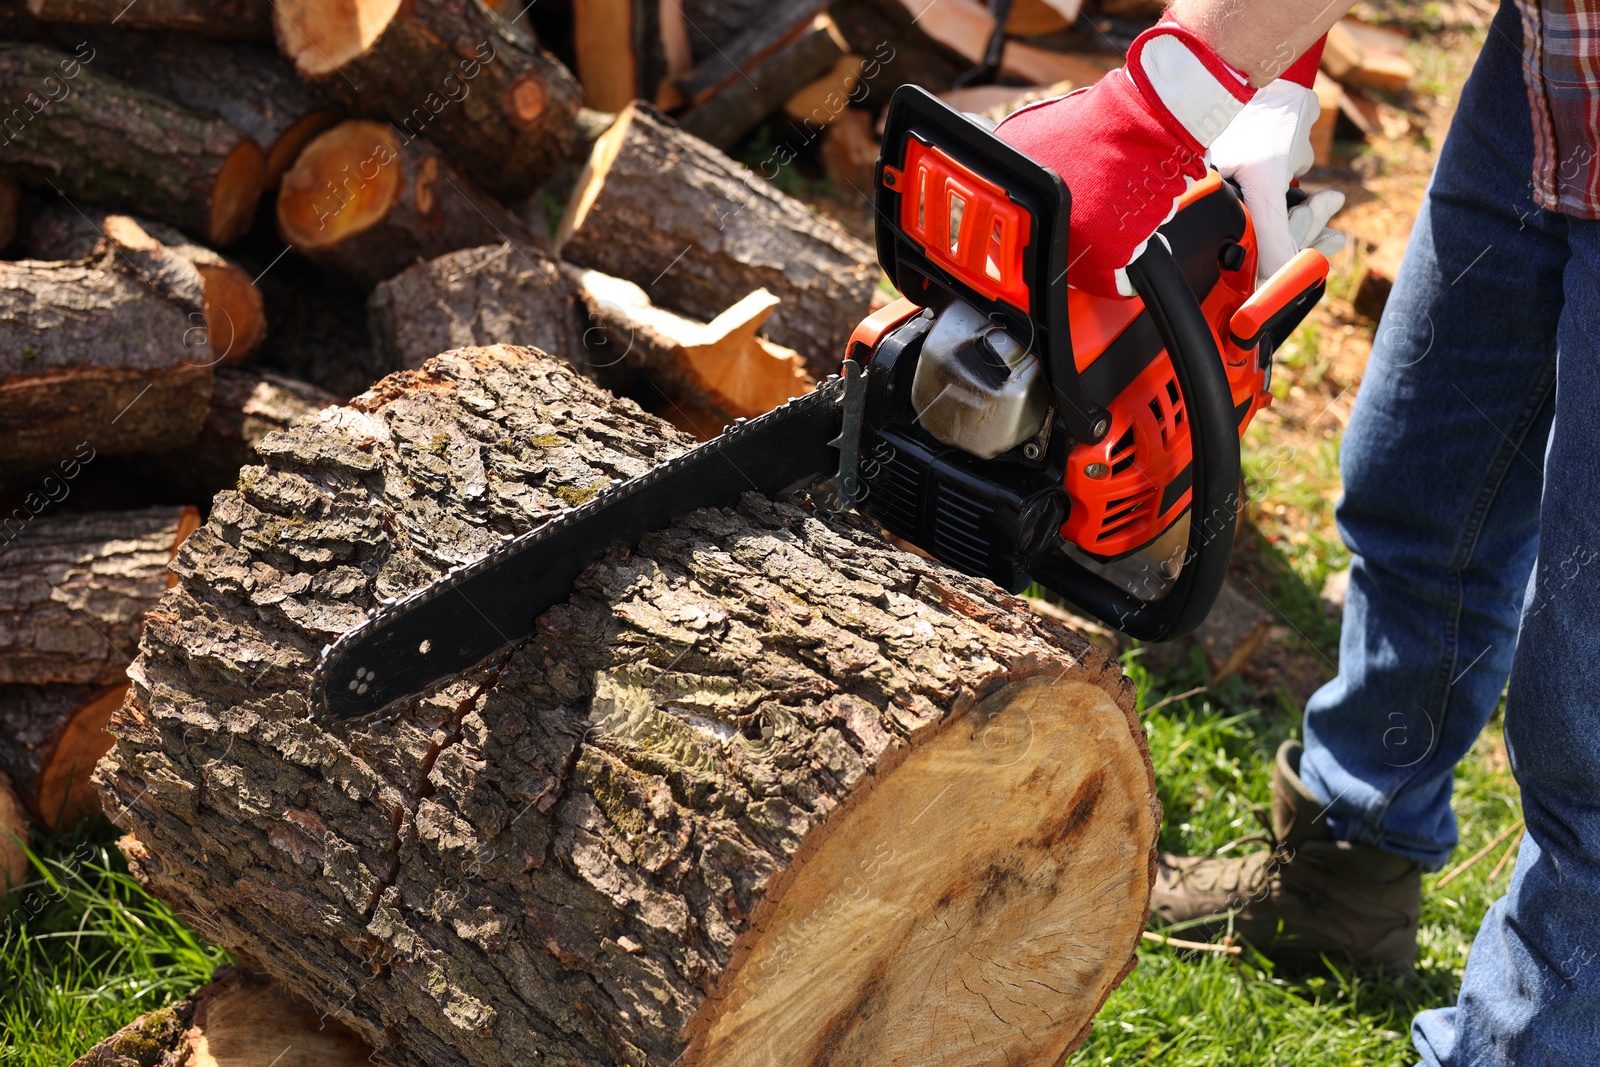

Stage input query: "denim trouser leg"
[
  {"left": 1298, "top": 0, "right": 1563, "bottom": 869},
  {"left": 1412, "top": 209, "right": 1600, "bottom": 1067}
]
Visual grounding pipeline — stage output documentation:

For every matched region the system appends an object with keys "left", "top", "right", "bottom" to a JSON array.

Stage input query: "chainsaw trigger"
[{"left": 1229, "top": 248, "right": 1330, "bottom": 350}]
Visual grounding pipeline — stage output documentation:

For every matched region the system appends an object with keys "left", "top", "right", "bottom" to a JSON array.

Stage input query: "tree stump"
[
  {"left": 556, "top": 103, "right": 877, "bottom": 378},
  {"left": 95, "top": 345, "right": 1159, "bottom": 1067}
]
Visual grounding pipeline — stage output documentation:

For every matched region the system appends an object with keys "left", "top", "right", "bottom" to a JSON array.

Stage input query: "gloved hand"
[
  {"left": 996, "top": 21, "right": 1255, "bottom": 299},
  {"left": 1210, "top": 79, "right": 1347, "bottom": 284}
]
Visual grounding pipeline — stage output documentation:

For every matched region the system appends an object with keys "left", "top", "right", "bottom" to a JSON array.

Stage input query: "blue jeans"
[{"left": 1295, "top": 2, "right": 1600, "bottom": 1061}]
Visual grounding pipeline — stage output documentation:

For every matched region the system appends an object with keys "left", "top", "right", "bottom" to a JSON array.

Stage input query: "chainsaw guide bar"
[{"left": 312, "top": 363, "right": 868, "bottom": 721}]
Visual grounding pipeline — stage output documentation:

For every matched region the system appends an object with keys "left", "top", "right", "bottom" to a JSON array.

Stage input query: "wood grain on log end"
[
  {"left": 95, "top": 344, "right": 1155, "bottom": 1066},
  {"left": 683, "top": 672, "right": 1159, "bottom": 1065},
  {"left": 0, "top": 773, "right": 27, "bottom": 892},
  {"left": 68, "top": 963, "right": 372, "bottom": 1067},
  {"left": 278, "top": 120, "right": 542, "bottom": 287},
  {"left": 272, "top": 0, "right": 581, "bottom": 199}
]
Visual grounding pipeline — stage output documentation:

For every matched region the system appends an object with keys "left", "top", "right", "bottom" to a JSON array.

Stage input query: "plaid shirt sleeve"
[{"left": 1517, "top": 0, "right": 1600, "bottom": 217}]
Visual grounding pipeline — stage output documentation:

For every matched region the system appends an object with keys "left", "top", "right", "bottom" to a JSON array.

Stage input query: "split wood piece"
[
  {"left": 572, "top": 0, "right": 670, "bottom": 114},
  {"left": 94, "top": 343, "right": 1158, "bottom": 1067},
  {"left": 679, "top": 14, "right": 846, "bottom": 149},
  {"left": 0, "top": 175, "right": 19, "bottom": 252},
  {"left": 0, "top": 44, "right": 265, "bottom": 246},
  {"left": 831, "top": 0, "right": 967, "bottom": 109},
  {"left": 29, "top": 207, "right": 267, "bottom": 364},
  {"left": 573, "top": 268, "right": 813, "bottom": 427},
  {"left": 277, "top": 120, "right": 544, "bottom": 288},
  {"left": 1352, "top": 239, "right": 1405, "bottom": 322},
  {"left": 557, "top": 103, "right": 877, "bottom": 377},
  {"left": 940, "top": 79, "right": 1075, "bottom": 123},
  {"left": 1323, "top": 18, "right": 1417, "bottom": 94},
  {"left": 79, "top": 30, "right": 342, "bottom": 186},
  {"left": 897, "top": 0, "right": 1116, "bottom": 85},
  {"left": 69, "top": 963, "right": 373, "bottom": 1067},
  {"left": 1005, "top": 0, "right": 1077, "bottom": 35},
  {"left": 657, "top": 0, "right": 694, "bottom": 109},
  {"left": 272, "top": 0, "right": 582, "bottom": 200},
  {"left": 1, "top": 773, "right": 26, "bottom": 892},
  {"left": 370, "top": 242, "right": 588, "bottom": 373},
  {"left": 783, "top": 54, "right": 867, "bottom": 127},
  {"left": 818, "top": 107, "right": 879, "bottom": 194},
  {"left": 1191, "top": 581, "right": 1272, "bottom": 686},
  {"left": 26, "top": 0, "right": 271, "bottom": 40},
  {"left": 0, "top": 505, "right": 199, "bottom": 687},
  {"left": 1, "top": 683, "right": 128, "bottom": 828},
  {"left": 1136, "top": 580, "right": 1272, "bottom": 686},
  {"left": 0, "top": 258, "right": 217, "bottom": 475},
  {"left": 1310, "top": 71, "right": 1343, "bottom": 167},
  {"left": 1339, "top": 85, "right": 1412, "bottom": 140},
  {"left": 677, "top": 0, "right": 831, "bottom": 102}
]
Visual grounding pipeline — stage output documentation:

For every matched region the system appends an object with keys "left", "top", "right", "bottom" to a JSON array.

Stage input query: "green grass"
[
  {"left": 1, "top": 819, "right": 228, "bottom": 1065},
  {"left": 1063, "top": 623, "right": 1522, "bottom": 1065}
]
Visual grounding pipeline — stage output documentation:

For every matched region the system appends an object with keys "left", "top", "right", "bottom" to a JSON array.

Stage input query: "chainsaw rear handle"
[{"left": 1032, "top": 237, "right": 1241, "bottom": 642}]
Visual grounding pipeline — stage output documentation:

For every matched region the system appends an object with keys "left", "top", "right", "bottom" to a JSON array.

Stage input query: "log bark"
[
  {"left": 94, "top": 343, "right": 1158, "bottom": 1067},
  {"left": 368, "top": 242, "right": 588, "bottom": 375},
  {"left": 677, "top": 0, "right": 831, "bottom": 102},
  {"left": 0, "top": 773, "right": 26, "bottom": 891},
  {"left": 28, "top": 207, "right": 268, "bottom": 365},
  {"left": 678, "top": 0, "right": 768, "bottom": 66},
  {"left": 1, "top": 682, "right": 128, "bottom": 827},
  {"left": 0, "top": 256, "right": 216, "bottom": 475},
  {"left": 829, "top": 0, "right": 967, "bottom": 111},
  {"left": 26, "top": 0, "right": 270, "bottom": 40},
  {"left": 557, "top": 103, "right": 876, "bottom": 378},
  {"left": 572, "top": 266, "right": 812, "bottom": 431},
  {"left": 271, "top": 0, "right": 582, "bottom": 200},
  {"left": 0, "top": 505, "right": 198, "bottom": 687},
  {"left": 77, "top": 30, "right": 342, "bottom": 186},
  {"left": 0, "top": 174, "right": 19, "bottom": 253},
  {"left": 277, "top": 120, "right": 544, "bottom": 288},
  {"left": 679, "top": 14, "right": 845, "bottom": 149},
  {"left": 0, "top": 44, "right": 265, "bottom": 246}
]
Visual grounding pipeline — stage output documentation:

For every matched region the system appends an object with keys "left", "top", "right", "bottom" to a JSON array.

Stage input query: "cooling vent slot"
[
  {"left": 1110, "top": 426, "right": 1137, "bottom": 475},
  {"left": 933, "top": 485, "right": 991, "bottom": 575},
  {"left": 871, "top": 449, "right": 922, "bottom": 537},
  {"left": 1098, "top": 490, "right": 1152, "bottom": 539}
]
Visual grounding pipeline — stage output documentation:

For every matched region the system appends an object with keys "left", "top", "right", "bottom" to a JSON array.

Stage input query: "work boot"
[{"left": 1149, "top": 740, "right": 1422, "bottom": 971}]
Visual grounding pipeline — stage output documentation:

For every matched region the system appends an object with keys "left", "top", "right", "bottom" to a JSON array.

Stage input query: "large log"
[
  {"left": 557, "top": 103, "right": 876, "bottom": 378},
  {"left": 368, "top": 242, "right": 588, "bottom": 374},
  {"left": 77, "top": 29, "right": 342, "bottom": 186},
  {"left": 0, "top": 255, "right": 216, "bottom": 476},
  {"left": 0, "top": 43, "right": 266, "bottom": 246},
  {"left": 277, "top": 120, "right": 543, "bottom": 288},
  {"left": 28, "top": 207, "right": 268, "bottom": 365},
  {"left": 271, "top": 0, "right": 582, "bottom": 200},
  {"left": 95, "top": 344, "right": 1159, "bottom": 1067},
  {"left": 25, "top": 0, "right": 272, "bottom": 40},
  {"left": 0, "top": 505, "right": 199, "bottom": 687}
]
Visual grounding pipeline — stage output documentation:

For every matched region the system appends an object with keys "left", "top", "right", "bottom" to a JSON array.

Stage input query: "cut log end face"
[
  {"left": 274, "top": 0, "right": 403, "bottom": 77},
  {"left": 210, "top": 139, "right": 269, "bottom": 246},
  {"left": 687, "top": 676, "right": 1157, "bottom": 1066},
  {"left": 278, "top": 121, "right": 404, "bottom": 249},
  {"left": 36, "top": 684, "right": 126, "bottom": 829},
  {"left": 198, "top": 264, "right": 268, "bottom": 366},
  {"left": 1, "top": 774, "right": 27, "bottom": 892}
]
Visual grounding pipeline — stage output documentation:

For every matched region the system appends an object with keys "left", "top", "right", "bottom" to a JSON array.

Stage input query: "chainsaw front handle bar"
[{"left": 1033, "top": 237, "right": 1241, "bottom": 642}]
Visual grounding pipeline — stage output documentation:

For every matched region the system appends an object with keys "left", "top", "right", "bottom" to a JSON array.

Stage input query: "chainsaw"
[{"left": 313, "top": 85, "right": 1328, "bottom": 721}]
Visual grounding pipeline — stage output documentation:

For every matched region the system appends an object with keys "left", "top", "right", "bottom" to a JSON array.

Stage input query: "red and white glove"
[
  {"left": 995, "top": 19, "right": 1255, "bottom": 299},
  {"left": 1210, "top": 40, "right": 1347, "bottom": 283}
]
